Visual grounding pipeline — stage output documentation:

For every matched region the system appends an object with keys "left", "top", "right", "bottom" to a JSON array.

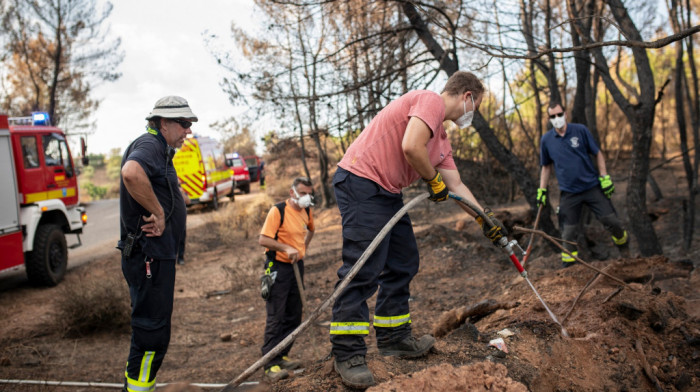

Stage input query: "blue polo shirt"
[
  {"left": 540, "top": 123, "right": 600, "bottom": 194},
  {"left": 119, "top": 131, "right": 186, "bottom": 260}
]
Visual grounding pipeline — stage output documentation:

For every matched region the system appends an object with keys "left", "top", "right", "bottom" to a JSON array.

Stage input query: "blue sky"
[{"left": 90, "top": 0, "right": 255, "bottom": 156}]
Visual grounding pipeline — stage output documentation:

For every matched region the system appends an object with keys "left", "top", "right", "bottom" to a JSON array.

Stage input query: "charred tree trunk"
[{"left": 569, "top": 0, "right": 662, "bottom": 255}]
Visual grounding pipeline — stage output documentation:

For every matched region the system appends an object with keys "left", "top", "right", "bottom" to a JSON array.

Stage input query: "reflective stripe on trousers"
[
  {"left": 373, "top": 313, "right": 411, "bottom": 328},
  {"left": 330, "top": 321, "right": 370, "bottom": 335},
  {"left": 124, "top": 351, "right": 156, "bottom": 392}
]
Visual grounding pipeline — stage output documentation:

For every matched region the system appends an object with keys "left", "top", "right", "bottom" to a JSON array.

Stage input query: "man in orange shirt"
[{"left": 258, "top": 177, "right": 315, "bottom": 382}]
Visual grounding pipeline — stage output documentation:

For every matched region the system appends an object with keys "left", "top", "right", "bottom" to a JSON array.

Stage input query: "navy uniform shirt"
[
  {"left": 540, "top": 123, "right": 600, "bottom": 194},
  {"left": 119, "top": 130, "right": 186, "bottom": 260}
]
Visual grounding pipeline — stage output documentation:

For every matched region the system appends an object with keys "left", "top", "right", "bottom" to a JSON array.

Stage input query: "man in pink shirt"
[{"left": 330, "top": 71, "right": 507, "bottom": 388}]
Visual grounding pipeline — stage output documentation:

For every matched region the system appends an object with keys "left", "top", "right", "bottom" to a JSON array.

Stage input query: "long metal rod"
[
  {"left": 523, "top": 276, "right": 569, "bottom": 337},
  {"left": 448, "top": 193, "right": 569, "bottom": 338},
  {"left": 220, "top": 193, "right": 430, "bottom": 391}
]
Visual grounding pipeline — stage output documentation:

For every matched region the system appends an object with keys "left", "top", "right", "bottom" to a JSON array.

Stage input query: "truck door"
[{"left": 41, "top": 133, "right": 78, "bottom": 207}]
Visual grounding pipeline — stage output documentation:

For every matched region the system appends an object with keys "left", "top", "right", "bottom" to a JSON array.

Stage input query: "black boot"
[
  {"left": 378, "top": 334, "right": 435, "bottom": 358},
  {"left": 334, "top": 355, "right": 375, "bottom": 389}
]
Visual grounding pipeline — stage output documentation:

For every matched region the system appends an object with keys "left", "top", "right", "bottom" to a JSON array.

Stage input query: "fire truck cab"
[{"left": 0, "top": 112, "right": 87, "bottom": 286}]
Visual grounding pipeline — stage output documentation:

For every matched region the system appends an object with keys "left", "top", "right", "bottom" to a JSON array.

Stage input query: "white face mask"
[
  {"left": 293, "top": 188, "right": 314, "bottom": 208},
  {"left": 455, "top": 94, "right": 475, "bottom": 129},
  {"left": 551, "top": 113, "right": 566, "bottom": 129}
]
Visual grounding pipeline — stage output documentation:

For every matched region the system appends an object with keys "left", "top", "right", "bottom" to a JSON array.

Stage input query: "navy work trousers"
[
  {"left": 330, "top": 168, "right": 419, "bottom": 361},
  {"left": 121, "top": 249, "right": 175, "bottom": 389},
  {"left": 261, "top": 259, "right": 303, "bottom": 367}
]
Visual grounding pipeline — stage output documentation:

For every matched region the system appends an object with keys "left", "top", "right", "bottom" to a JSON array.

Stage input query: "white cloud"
[{"left": 90, "top": 0, "right": 254, "bottom": 155}]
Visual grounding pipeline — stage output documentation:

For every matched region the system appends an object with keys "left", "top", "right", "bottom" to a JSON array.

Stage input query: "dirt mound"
[{"left": 368, "top": 361, "right": 527, "bottom": 392}]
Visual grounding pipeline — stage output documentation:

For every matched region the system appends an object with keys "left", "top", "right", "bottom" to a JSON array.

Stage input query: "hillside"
[{"left": 0, "top": 160, "right": 698, "bottom": 392}]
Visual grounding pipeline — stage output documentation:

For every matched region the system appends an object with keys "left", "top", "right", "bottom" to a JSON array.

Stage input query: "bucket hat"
[{"left": 146, "top": 96, "right": 198, "bottom": 121}]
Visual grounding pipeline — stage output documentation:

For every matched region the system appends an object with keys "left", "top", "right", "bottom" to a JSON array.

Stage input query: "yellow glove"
[
  {"left": 424, "top": 172, "right": 449, "bottom": 202},
  {"left": 475, "top": 208, "right": 508, "bottom": 245}
]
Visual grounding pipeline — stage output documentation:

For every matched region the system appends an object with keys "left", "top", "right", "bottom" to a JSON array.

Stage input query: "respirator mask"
[
  {"left": 455, "top": 93, "right": 475, "bottom": 129},
  {"left": 293, "top": 187, "right": 314, "bottom": 208}
]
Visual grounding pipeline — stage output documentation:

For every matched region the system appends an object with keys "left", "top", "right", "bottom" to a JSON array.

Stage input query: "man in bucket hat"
[{"left": 118, "top": 96, "right": 197, "bottom": 392}]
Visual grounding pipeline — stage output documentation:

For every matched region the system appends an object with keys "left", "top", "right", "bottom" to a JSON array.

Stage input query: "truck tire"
[
  {"left": 211, "top": 189, "right": 219, "bottom": 210},
  {"left": 229, "top": 180, "right": 236, "bottom": 202},
  {"left": 26, "top": 224, "right": 67, "bottom": 286},
  {"left": 242, "top": 183, "right": 250, "bottom": 194}
]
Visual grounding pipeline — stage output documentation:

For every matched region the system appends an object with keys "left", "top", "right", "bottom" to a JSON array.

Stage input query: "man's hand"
[
  {"left": 475, "top": 208, "right": 508, "bottom": 245},
  {"left": 285, "top": 245, "right": 300, "bottom": 263},
  {"left": 424, "top": 172, "right": 449, "bottom": 202},
  {"left": 536, "top": 188, "right": 548, "bottom": 207},
  {"left": 599, "top": 175, "right": 614, "bottom": 198},
  {"left": 142, "top": 213, "right": 166, "bottom": 237}
]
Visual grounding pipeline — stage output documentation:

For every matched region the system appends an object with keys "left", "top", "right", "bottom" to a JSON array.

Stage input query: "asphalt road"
[{"left": 0, "top": 190, "right": 251, "bottom": 291}]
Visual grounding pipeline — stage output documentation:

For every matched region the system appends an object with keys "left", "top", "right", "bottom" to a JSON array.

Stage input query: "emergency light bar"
[
  {"left": 32, "top": 112, "right": 50, "bottom": 125},
  {"left": 8, "top": 112, "right": 51, "bottom": 126}
]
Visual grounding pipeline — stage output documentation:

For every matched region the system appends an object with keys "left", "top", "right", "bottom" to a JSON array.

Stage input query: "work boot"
[
  {"left": 280, "top": 355, "right": 301, "bottom": 370},
  {"left": 617, "top": 242, "right": 630, "bottom": 258},
  {"left": 264, "top": 365, "right": 289, "bottom": 382},
  {"left": 334, "top": 355, "right": 375, "bottom": 388},
  {"left": 378, "top": 334, "right": 435, "bottom": 358}
]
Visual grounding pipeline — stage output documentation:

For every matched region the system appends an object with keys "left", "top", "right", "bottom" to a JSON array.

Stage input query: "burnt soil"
[{"left": 1, "top": 161, "right": 699, "bottom": 392}]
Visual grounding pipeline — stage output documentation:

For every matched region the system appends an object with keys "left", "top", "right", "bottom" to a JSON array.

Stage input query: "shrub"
[
  {"left": 54, "top": 272, "right": 131, "bottom": 336},
  {"left": 82, "top": 181, "right": 108, "bottom": 200}
]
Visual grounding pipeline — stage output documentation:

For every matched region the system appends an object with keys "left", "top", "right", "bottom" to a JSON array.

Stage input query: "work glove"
[
  {"left": 475, "top": 208, "right": 509, "bottom": 246},
  {"left": 260, "top": 274, "right": 273, "bottom": 301},
  {"left": 424, "top": 171, "right": 449, "bottom": 202},
  {"left": 536, "top": 188, "right": 548, "bottom": 207},
  {"left": 599, "top": 175, "right": 614, "bottom": 198}
]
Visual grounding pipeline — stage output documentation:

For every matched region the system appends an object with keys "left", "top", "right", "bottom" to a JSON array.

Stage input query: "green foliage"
[
  {"left": 86, "top": 153, "right": 105, "bottom": 167},
  {"left": 82, "top": 165, "right": 95, "bottom": 180},
  {"left": 82, "top": 181, "right": 108, "bottom": 200},
  {"left": 106, "top": 148, "right": 122, "bottom": 181}
]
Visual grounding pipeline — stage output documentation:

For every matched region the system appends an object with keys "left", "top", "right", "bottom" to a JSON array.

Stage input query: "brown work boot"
[
  {"left": 280, "top": 355, "right": 301, "bottom": 370},
  {"left": 378, "top": 334, "right": 435, "bottom": 358},
  {"left": 264, "top": 365, "right": 289, "bottom": 383},
  {"left": 334, "top": 355, "right": 375, "bottom": 389}
]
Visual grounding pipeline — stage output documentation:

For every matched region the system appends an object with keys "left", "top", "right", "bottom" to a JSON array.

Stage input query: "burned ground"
[{"left": 1, "top": 162, "right": 699, "bottom": 392}]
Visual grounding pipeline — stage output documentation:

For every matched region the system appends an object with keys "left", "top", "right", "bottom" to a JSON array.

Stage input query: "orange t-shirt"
[
  {"left": 338, "top": 90, "right": 457, "bottom": 194},
  {"left": 260, "top": 200, "right": 315, "bottom": 263}
]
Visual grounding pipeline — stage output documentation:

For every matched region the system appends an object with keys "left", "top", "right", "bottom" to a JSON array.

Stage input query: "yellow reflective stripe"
[
  {"left": 612, "top": 230, "right": 628, "bottom": 245},
  {"left": 330, "top": 322, "right": 369, "bottom": 335},
  {"left": 124, "top": 371, "right": 155, "bottom": 392},
  {"left": 25, "top": 187, "right": 76, "bottom": 203},
  {"left": 561, "top": 251, "right": 578, "bottom": 262},
  {"left": 373, "top": 313, "right": 411, "bottom": 328}
]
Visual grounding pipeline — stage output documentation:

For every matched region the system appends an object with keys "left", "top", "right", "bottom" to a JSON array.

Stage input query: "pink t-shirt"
[{"left": 338, "top": 90, "right": 457, "bottom": 193}]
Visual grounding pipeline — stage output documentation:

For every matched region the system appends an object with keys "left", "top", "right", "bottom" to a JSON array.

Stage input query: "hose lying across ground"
[{"left": 220, "top": 192, "right": 430, "bottom": 391}]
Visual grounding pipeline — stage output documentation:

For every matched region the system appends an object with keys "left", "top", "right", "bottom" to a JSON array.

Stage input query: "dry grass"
[
  {"left": 53, "top": 272, "right": 131, "bottom": 337},
  {"left": 207, "top": 194, "right": 276, "bottom": 290}
]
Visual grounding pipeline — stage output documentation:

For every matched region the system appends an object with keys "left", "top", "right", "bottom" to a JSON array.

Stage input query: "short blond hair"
[{"left": 441, "top": 71, "right": 484, "bottom": 100}]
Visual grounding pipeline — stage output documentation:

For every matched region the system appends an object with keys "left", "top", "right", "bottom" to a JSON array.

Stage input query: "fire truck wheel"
[
  {"left": 242, "top": 183, "right": 250, "bottom": 194},
  {"left": 211, "top": 189, "right": 219, "bottom": 211},
  {"left": 26, "top": 224, "right": 67, "bottom": 286},
  {"left": 228, "top": 180, "right": 236, "bottom": 200}
]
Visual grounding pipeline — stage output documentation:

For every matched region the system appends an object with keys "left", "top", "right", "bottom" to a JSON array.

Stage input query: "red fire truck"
[{"left": 0, "top": 112, "right": 87, "bottom": 286}]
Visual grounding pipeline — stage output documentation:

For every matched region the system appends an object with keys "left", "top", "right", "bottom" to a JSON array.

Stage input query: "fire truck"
[{"left": 0, "top": 112, "right": 87, "bottom": 286}]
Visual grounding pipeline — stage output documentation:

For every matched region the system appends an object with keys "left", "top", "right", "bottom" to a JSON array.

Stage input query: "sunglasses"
[
  {"left": 549, "top": 113, "right": 564, "bottom": 119},
  {"left": 171, "top": 119, "right": 193, "bottom": 129}
]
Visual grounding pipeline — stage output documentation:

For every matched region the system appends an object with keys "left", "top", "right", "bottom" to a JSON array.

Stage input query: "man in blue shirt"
[
  {"left": 118, "top": 96, "right": 196, "bottom": 392},
  {"left": 538, "top": 102, "right": 629, "bottom": 267}
]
